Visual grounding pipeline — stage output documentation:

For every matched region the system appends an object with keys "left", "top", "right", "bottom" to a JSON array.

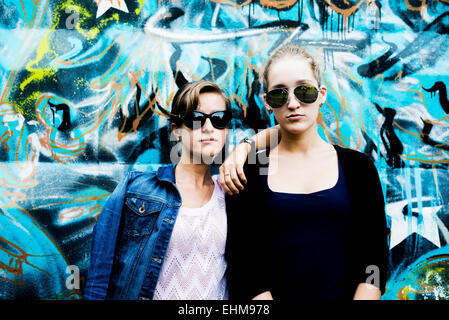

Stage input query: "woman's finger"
[
  {"left": 224, "top": 169, "right": 240, "bottom": 194},
  {"left": 230, "top": 166, "right": 244, "bottom": 191},
  {"left": 236, "top": 164, "right": 247, "bottom": 185},
  {"left": 220, "top": 176, "right": 233, "bottom": 195},
  {"left": 218, "top": 166, "right": 233, "bottom": 195}
]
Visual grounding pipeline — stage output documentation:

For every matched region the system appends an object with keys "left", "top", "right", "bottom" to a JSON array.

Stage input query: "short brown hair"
[
  {"left": 170, "top": 80, "right": 231, "bottom": 126},
  {"left": 262, "top": 45, "right": 322, "bottom": 92}
]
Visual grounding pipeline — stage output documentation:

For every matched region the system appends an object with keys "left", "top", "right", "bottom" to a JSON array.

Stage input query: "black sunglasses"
[
  {"left": 182, "top": 110, "right": 232, "bottom": 130},
  {"left": 266, "top": 84, "right": 319, "bottom": 109}
]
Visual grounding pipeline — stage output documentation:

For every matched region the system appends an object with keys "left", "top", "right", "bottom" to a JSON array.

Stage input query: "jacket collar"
[{"left": 156, "top": 164, "right": 176, "bottom": 184}]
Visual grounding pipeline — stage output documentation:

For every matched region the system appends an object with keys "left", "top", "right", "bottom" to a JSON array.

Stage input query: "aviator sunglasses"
[
  {"left": 182, "top": 110, "right": 232, "bottom": 130},
  {"left": 266, "top": 84, "right": 320, "bottom": 109}
]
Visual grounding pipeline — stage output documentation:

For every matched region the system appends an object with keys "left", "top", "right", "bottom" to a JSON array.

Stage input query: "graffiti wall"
[{"left": 1, "top": 0, "right": 448, "bottom": 300}]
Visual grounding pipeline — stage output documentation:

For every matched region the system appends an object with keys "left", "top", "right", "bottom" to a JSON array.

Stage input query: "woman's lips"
[
  {"left": 200, "top": 138, "right": 216, "bottom": 144},
  {"left": 287, "top": 114, "right": 305, "bottom": 120}
]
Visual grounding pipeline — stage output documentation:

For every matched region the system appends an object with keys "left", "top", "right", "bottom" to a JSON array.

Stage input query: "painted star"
[
  {"left": 387, "top": 196, "right": 442, "bottom": 249},
  {"left": 95, "top": 0, "right": 129, "bottom": 18}
]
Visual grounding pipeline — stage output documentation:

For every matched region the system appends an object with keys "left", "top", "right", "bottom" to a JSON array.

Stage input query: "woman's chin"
[
  {"left": 201, "top": 149, "right": 219, "bottom": 159},
  {"left": 202, "top": 144, "right": 223, "bottom": 155},
  {"left": 281, "top": 122, "right": 309, "bottom": 135},
  {"left": 187, "top": 149, "right": 219, "bottom": 164}
]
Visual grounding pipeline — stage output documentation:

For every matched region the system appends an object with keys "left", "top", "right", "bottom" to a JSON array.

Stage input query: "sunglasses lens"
[
  {"left": 210, "top": 111, "right": 231, "bottom": 129},
  {"left": 294, "top": 85, "right": 319, "bottom": 104},
  {"left": 183, "top": 111, "right": 231, "bottom": 129},
  {"left": 183, "top": 112, "right": 204, "bottom": 129},
  {"left": 266, "top": 89, "right": 288, "bottom": 108}
]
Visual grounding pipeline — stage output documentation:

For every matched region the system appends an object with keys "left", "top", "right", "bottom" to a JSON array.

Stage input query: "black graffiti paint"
[
  {"left": 361, "top": 130, "right": 379, "bottom": 160},
  {"left": 420, "top": 117, "right": 449, "bottom": 153},
  {"left": 118, "top": 85, "right": 156, "bottom": 134},
  {"left": 357, "top": 12, "right": 449, "bottom": 79},
  {"left": 201, "top": 56, "right": 227, "bottom": 82},
  {"left": 357, "top": 40, "right": 399, "bottom": 78},
  {"left": 48, "top": 101, "right": 71, "bottom": 131},
  {"left": 237, "top": 67, "right": 270, "bottom": 130},
  {"left": 157, "top": 7, "right": 184, "bottom": 28},
  {"left": 388, "top": 0, "right": 445, "bottom": 32},
  {"left": 170, "top": 44, "right": 189, "bottom": 89},
  {"left": 423, "top": 81, "right": 449, "bottom": 115},
  {"left": 374, "top": 103, "right": 404, "bottom": 168}
]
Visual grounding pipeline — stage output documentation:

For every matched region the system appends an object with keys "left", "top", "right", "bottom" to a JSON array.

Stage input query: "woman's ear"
[
  {"left": 263, "top": 92, "right": 273, "bottom": 113},
  {"left": 319, "top": 85, "right": 327, "bottom": 105},
  {"left": 170, "top": 123, "right": 181, "bottom": 141}
]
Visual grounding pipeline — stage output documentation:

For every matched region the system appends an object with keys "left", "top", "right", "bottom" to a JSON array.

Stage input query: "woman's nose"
[
  {"left": 287, "top": 89, "right": 300, "bottom": 109},
  {"left": 202, "top": 118, "right": 214, "bottom": 132}
]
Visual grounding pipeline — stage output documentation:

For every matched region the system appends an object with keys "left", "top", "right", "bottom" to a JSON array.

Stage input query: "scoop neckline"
[{"left": 265, "top": 147, "right": 341, "bottom": 196}]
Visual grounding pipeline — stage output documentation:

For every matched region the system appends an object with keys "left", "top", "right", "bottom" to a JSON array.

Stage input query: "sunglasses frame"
[
  {"left": 182, "top": 110, "right": 232, "bottom": 130},
  {"left": 266, "top": 84, "right": 320, "bottom": 109}
]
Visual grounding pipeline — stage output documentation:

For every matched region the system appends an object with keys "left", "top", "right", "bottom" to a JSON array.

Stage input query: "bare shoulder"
[{"left": 315, "top": 143, "right": 338, "bottom": 161}]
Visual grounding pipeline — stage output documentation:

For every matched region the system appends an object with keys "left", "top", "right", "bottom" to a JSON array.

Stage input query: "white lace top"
[{"left": 153, "top": 175, "right": 228, "bottom": 300}]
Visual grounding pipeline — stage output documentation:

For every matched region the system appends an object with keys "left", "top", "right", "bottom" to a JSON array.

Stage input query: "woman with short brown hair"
[
  {"left": 84, "top": 80, "right": 277, "bottom": 300},
  {"left": 85, "top": 80, "right": 232, "bottom": 300}
]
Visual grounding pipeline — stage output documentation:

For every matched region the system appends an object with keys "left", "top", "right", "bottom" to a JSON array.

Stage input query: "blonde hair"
[
  {"left": 170, "top": 80, "right": 231, "bottom": 126},
  {"left": 262, "top": 45, "right": 322, "bottom": 92}
]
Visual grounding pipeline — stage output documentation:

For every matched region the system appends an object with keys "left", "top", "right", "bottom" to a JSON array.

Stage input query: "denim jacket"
[{"left": 84, "top": 164, "right": 182, "bottom": 300}]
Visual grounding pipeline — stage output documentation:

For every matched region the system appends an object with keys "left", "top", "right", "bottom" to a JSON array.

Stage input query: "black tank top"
[{"left": 260, "top": 157, "right": 351, "bottom": 300}]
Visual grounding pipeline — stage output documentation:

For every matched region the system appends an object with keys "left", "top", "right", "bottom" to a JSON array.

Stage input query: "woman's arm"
[
  {"left": 219, "top": 125, "right": 280, "bottom": 194},
  {"left": 352, "top": 154, "right": 390, "bottom": 299},
  {"left": 353, "top": 283, "right": 381, "bottom": 300},
  {"left": 253, "top": 291, "right": 274, "bottom": 300},
  {"left": 224, "top": 160, "right": 274, "bottom": 300}
]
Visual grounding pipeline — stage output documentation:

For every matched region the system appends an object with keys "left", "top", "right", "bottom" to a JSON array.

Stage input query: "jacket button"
[
  {"left": 139, "top": 296, "right": 150, "bottom": 300},
  {"left": 152, "top": 257, "right": 162, "bottom": 264},
  {"left": 163, "top": 218, "right": 173, "bottom": 224}
]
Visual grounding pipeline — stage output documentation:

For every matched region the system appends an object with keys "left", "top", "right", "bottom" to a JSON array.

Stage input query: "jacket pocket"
[{"left": 122, "top": 196, "right": 163, "bottom": 237}]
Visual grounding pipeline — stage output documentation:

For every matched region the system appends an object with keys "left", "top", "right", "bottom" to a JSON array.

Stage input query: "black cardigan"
[{"left": 224, "top": 144, "right": 390, "bottom": 300}]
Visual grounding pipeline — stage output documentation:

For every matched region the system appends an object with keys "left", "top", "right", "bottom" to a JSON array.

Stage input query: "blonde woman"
[{"left": 221, "top": 45, "right": 389, "bottom": 300}]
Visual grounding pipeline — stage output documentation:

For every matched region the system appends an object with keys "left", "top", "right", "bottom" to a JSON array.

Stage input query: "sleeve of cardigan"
[
  {"left": 354, "top": 155, "right": 390, "bottom": 295},
  {"left": 224, "top": 162, "right": 273, "bottom": 299}
]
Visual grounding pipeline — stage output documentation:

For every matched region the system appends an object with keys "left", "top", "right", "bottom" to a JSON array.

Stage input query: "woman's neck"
[
  {"left": 175, "top": 159, "right": 212, "bottom": 186},
  {"left": 277, "top": 124, "right": 329, "bottom": 155}
]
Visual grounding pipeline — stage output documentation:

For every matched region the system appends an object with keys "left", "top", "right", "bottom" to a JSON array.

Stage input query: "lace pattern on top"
[{"left": 153, "top": 176, "right": 228, "bottom": 300}]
